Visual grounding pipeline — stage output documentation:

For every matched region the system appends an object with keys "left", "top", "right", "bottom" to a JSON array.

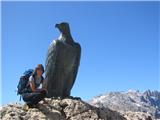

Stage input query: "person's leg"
[
  {"left": 22, "top": 93, "right": 37, "bottom": 107},
  {"left": 22, "top": 93, "right": 36, "bottom": 102},
  {"left": 30, "top": 91, "right": 46, "bottom": 105},
  {"left": 22, "top": 91, "right": 46, "bottom": 106}
]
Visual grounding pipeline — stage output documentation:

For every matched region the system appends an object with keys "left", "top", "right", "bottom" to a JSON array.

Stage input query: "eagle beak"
[{"left": 55, "top": 24, "right": 59, "bottom": 28}]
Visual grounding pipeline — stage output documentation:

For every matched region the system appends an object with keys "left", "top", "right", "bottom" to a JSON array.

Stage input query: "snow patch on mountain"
[{"left": 88, "top": 90, "right": 160, "bottom": 119}]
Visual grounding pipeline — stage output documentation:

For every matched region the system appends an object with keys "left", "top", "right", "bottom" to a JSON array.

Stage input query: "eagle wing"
[
  {"left": 70, "top": 43, "right": 81, "bottom": 89},
  {"left": 62, "top": 42, "right": 81, "bottom": 97},
  {"left": 45, "top": 40, "right": 59, "bottom": 89}
]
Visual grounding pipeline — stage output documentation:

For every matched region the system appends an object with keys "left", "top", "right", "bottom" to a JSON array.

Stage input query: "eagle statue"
[{"left": 45, "top": 22, "right": 81, "bottom": 98}]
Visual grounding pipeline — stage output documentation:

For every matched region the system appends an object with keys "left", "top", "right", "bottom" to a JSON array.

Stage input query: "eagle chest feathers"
[{"left": 55, "top": 41, "right": 77, "bottom": 70}]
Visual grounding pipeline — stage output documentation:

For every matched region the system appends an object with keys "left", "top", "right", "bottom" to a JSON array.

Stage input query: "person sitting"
[{"left": 22, "top": 64, "right": 47, "bottom": 108}]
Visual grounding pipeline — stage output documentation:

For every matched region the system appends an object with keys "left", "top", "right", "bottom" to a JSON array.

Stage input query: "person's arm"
[{"left": 29, "top": 76, "right": 36, "bottom": 92}]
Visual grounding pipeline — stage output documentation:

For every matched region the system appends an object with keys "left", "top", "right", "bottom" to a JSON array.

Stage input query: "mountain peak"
[
  {"left": 89, "top": 90, "right": 160, "bottom": 119},
  {"left": 127, "top": 89, "right": 139, "bottom": 93}
]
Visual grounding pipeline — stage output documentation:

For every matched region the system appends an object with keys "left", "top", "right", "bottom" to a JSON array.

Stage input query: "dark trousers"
[{"left": 22, "top": 90, "right": 46, "bottom": 106}]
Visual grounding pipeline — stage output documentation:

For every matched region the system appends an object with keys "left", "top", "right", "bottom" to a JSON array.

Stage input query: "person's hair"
[{"left": 32, "top": 64, "right": 44, "bottom": 77}]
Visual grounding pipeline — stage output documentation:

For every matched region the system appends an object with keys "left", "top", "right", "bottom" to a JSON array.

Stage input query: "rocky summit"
[
  {"left": 0, "top": 97, "right": 153, "bottom": 120},
  {"left": 0, "top": 98, "right": 125, "bottom": 120}
]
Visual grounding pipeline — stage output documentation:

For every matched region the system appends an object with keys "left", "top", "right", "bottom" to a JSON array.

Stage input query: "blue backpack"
[{"left": 17, "top": 69, "right": 34, "bottom": 96}]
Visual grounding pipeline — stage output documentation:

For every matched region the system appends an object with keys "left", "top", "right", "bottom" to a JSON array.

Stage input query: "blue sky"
[{"left": 1, "top": 1, "right": 159, "bottom": 105}]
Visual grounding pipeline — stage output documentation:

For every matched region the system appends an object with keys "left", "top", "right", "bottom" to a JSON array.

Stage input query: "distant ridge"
[{"left": 89, "top": 90, "right": 160, "bottom": 119}]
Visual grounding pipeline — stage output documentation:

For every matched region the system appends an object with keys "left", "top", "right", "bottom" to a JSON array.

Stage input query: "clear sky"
[{"left": 1, "top": 1, "right": 159, "bottom": 105}]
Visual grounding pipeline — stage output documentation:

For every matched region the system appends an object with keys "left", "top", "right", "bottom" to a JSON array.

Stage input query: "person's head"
[{"left": 33, "top": 64, "right": 44, "bottom": 77}]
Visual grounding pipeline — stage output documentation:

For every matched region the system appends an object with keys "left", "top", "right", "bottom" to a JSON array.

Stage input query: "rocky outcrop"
[
  {"left": 122, "top": 111, "right": 152, "bottom": 120},
  {"left": 0, "top": 98, "right": 127, "bottom": 120}
]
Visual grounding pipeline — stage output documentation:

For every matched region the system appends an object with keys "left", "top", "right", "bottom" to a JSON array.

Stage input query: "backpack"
[{"left": 17, "top": 69, "right": 34, "bottom": 95}]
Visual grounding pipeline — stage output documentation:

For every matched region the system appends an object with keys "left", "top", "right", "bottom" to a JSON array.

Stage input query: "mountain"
[
  {"left": 88, "top": 90, "right": 160, "bottom": 119},
  {"left": 0, "top": 97, "right": 152, "bottom": 120}
]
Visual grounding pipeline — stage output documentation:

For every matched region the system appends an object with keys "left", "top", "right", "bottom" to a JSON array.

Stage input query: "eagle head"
[{"left": 55, "top": 22, "right": 70, "bottom": 34}]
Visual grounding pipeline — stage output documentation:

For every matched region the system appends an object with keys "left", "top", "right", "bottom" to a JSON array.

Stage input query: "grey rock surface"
[{"left": 0, "top": 98, "right": 127, "bottom": 120}]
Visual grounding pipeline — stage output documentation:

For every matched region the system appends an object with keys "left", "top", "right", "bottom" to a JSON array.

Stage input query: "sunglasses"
[{"left": 37, "top": 68, "right": 42, "bottom": 71}]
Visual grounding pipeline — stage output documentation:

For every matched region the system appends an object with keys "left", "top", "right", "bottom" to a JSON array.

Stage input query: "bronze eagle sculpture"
[{"left": 45, "top": 22, "right": 81, "bottom": 98}]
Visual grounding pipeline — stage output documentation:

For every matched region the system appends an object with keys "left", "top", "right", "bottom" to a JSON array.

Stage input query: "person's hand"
[
  {"left": 38, "top": 88, "right": 47, "bottom": 94},
  {"left": 42, "top": 88, "right": 47, "bottom": 91},
  {"left": 35, "top": 89, "right": 42, "bottom": 92},
  {"left": 34, "top": 88, "right": 47, "bottom": 94},
  {"left": 42, "top": 88, "right": 48, "bottom": 92}
]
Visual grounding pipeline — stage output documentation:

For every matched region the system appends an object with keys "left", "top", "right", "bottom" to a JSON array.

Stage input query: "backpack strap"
[{"left": 26, "top": 75, "right": 32, "bottom": 88}]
